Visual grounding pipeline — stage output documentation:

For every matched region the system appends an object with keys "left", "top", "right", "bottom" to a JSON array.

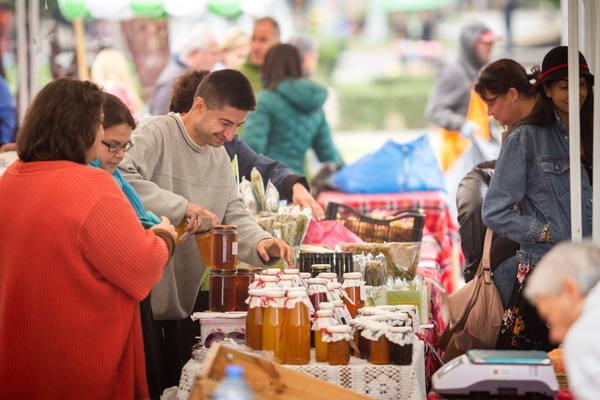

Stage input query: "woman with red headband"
[{"left": 482, "top": 46, "right": 594, "bottom": 351}]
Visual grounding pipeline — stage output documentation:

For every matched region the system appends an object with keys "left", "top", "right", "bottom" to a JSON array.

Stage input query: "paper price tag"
[
  {"left": 179, "top": 231, "right": 189, "bottom": 242},
  {"left": 232, "top": 242, "right": 238, "bottom": 255},
  {"left": 412, "top": 309, "right": 420, "bottom": 333},
  {"left": 342, "top": 306, "right": 352, "bottom": 323},
  {"left": 360, "top": 282, "right": 366, "bottom": 301}
]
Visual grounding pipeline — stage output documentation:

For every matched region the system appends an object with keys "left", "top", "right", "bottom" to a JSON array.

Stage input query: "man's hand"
[
  {"left": 0, "top": 143, "right": 16, "bottom": 153},
  {"left": 256, "top": 238, "right": 293, "bottom": 266},
  {"left": 185, "top": 202, "right": 219, "bottom": 234},
  {"left": 150, "top": 216, "right": 177, "bottom": 240},
  {"left": 292, "top": 182, "right": 324, "bottom": 221}
]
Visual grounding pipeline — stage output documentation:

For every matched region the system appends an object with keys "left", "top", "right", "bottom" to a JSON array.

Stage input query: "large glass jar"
[
  {"left": 246, "top": 289, "right": 267, "bottom": 350},
  {"left": 262, "top": 289, "right": 286, "bottom": 363},
  {"left": 283, "top": 291, "right": 311, "bottom": 365},
  {"left": 211, "top": 225, "right": 238, "bottom": 269},
  {"left": 388, "top": 327, "right": 414, "bottom": 366},
  {"left": 193, "top": 225, "right": 213, "bottom": 266},
  {"left": 342, "top": 272, "right": 365, "bottom": 318},
  {"left": 362, "top": 322, "right": 390, "bottom": 365},
  {"left": 236, "top": 267, "right": 262, "bottom": 311},
  {"left": 325, "top": 325, "right": 352, "bottom": 365},
  {"left": 209, "top": 269, "right": 236, "bottom": 312},
  {"left": 312, "top": 310, "right": 335, "bottom": 362}
]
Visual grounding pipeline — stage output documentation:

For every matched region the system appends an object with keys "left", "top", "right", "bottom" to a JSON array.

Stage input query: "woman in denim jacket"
[{"left": 483, "top": 46, "right": 594, "bottom": 350}]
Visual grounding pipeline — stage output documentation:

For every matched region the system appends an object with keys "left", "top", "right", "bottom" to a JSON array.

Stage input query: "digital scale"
[{"left": 432, "top": 350, "right": 559, "bottom": 398}]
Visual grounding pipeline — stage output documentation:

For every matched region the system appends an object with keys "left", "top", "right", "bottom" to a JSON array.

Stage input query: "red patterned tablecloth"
[{"left": 317, "top": 190, "right": 460, "bottom": 293}]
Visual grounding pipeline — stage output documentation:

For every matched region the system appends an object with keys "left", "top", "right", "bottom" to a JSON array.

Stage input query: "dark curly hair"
[{"left": 169, "top": 70, "right": 210, "bottom": 114}]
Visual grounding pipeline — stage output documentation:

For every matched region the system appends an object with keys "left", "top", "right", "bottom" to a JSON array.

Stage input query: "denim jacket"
[{"left": 482, "top": 113, "right": 593, "bottom": 266}]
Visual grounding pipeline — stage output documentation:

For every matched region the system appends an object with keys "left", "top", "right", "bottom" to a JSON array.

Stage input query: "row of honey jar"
[{"left": 245, "top": 287, "right": 416, "bottom": 366}]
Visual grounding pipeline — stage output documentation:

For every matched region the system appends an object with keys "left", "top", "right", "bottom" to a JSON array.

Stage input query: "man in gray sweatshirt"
[{"left": 119, "top": 69, "right": 292, "bottom": 389}]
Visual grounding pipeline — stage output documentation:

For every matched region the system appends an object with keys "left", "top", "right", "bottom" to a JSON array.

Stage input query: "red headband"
[{"left": 530, "top": 63, "right": 591, "bottom": 93}]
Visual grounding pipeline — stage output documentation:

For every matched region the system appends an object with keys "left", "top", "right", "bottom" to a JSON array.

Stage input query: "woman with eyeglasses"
[
  {"left": 483, "top": 46, "right": 594, "bottom": 351},
  {"left": 0, "top": 78, "right": 176, "bottom": 398},
  {"left": 89, "top": 93, "right": 170, "bottom": 399}
]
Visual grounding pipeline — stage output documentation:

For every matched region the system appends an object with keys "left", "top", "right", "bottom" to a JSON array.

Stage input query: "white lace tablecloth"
[{"left": 177, "top": 340, "right": 426, "bottom": 400}]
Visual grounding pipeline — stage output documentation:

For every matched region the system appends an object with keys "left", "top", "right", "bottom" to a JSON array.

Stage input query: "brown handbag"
[{"left": 447, "top": 228, "right": 504, "bottom": 352}]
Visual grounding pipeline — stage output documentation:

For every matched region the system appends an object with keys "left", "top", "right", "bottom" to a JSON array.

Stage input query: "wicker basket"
[{"left": 555, "top": 372, "right": 569, "bottom": 390}]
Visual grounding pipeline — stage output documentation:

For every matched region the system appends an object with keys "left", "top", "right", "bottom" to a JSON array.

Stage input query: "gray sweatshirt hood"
[{"left": 459, "top": 21, "right": 492, "bottom": 72}]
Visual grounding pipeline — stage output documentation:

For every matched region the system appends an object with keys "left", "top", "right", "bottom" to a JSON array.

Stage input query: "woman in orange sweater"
[{"left": 0, "top": 78, "right": 176, "bottom": 399}]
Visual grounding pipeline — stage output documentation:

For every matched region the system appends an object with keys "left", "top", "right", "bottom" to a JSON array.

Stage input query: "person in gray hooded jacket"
[{"left": 425, "top": 21, "right": 496, "bottom": 137}]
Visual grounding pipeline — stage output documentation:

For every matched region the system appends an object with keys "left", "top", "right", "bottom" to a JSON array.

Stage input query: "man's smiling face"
[{"left": 192, "top": 101, "right": 249, "bottom": 148}]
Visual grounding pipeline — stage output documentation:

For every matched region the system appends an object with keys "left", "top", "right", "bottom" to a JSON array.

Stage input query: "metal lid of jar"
[
  {"left": 343, "top": 272, "right": 362, "bottom": 279},
  {"left": 193, "top": 224, "right": 213, "bottom": 235},
  {"left": 237, "top": 267, "right": 262, "bottom": 275},
  {"left": 311, "top": 264, "right": 331, "bottom": 269},
  {"left": 210, "top": 269, "right": 236, "bottom": 276},
  {"left": 213, "top": 225, "right": 237, "bottom": 231}
]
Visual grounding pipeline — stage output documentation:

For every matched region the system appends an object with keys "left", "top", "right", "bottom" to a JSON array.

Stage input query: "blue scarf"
[{"left": 88, "top": 159, "right": 161, "bottom": 228}]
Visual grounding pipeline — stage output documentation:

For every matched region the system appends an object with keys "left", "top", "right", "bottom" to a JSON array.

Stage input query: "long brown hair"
[
  {"left": 17, "top": 78, "right": 105, "bottom": 164},
  {"left": 261, "top": 44, "right": 303, "bottom": 90},
  {"left": 103, "top": 93, "right": 136, "bottom": 131},
  {"left": 475, "top": 59, "right": 541, "bottom": 100}
]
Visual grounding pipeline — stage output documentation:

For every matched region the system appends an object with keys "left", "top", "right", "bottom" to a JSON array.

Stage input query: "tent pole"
[
  {"left": 568, "top": 0, "right": 583, "bottom": 242},
  {"left": 29, "top": 0, "right": 39, "bottom": 101},
  {"left": 593, "top": 0, "right": 600, "bottom": 245},
  {"left": 73, "top": 18, "right": 89, "bottom": 81},
  {"left": 16, "top": 0, "right": 28, "bottom": 124}
]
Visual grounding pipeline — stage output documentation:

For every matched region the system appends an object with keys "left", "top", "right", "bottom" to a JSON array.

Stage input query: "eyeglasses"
[
  {"left": 204, "top": 331, "right": 245, "bottom": 348},
  {"left": 102, "top": 141, "right": 134, "bottom": 153}
]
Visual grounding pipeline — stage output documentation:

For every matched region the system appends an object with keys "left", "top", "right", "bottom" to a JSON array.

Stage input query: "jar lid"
[
  {"left": 319, "top": 302, "right": 335, "bottom": 310},
  {"left": 307, "top": 278, "right": 327, "bottom": 285},
  {"left": 213, "top": 225, "right": 237, "bottom": 231},
  {"left": 237, "top": 267, "right": 262, "bottom": 274},
  {"left": 299, "top": 273, "right": 311, "bottom": 278},
  {"left": 286, "top": 290, "right": 308, "bottom": 298},
  {"left": 265, "top": 268, "right": 281, "bottom": 275},
  {"left": 248, "top": 289, "right": 268, "bottom": 296},
  {"left": 318, "top": 272, "right": 337, "bottom": 279},
  {"left": 211, "top": 269, "right": 236, "bottom": 276},
  {"left": 311, "top": 264, "right": 331, "bottom": 269},
  {"left": 376, "top": 305, "right": 396, "bottom": 311},
  {"left": 265, "top": 290, "right": 285, "bottom": 297},
  {"left": 193, "top": 224, "right": 213, "bottom": 235},
  {"left": 393, "top": 305, "right": 417, "bottom": 311},
  {"left": 317, "top": 310, "right": 334, "bottom": 317},
  {"left": 259, "top": 275, "right": 278, "bottom": 282},
  {"left": 389, "top": 327, "right": 412, "bottom": 333},
  {"left": 331, "top": 300, "right": 344, "bottom": 306},
  {"left": 327, "top": 325, "right": 351, "bottom": 333},
  {"left": 327, "top": 283, "right": 342, "bottom": 289},
  {"left": 284, "top": 269, "right": 299, "bottom": 274},
  {"left": 279, "top": 274, "right": 295, "bottom": 280},
  {"left": 343, "top": 272, "right": 362, "bottom": 279},
  {"left": 364, "top": 285, "right": 373, "bottom": 290}
]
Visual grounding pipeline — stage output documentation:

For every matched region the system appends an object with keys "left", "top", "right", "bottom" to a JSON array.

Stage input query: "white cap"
[
  {"left": 265, "top": 290, "right": 285, "bottom": 297},
  {"left": 284, "top": 269, "right": 300, "bottom": 274},
  {"left": 307, "top": 278, "right": 327, "bottom": 285},
  {"left": 286, "top": 290, "right": 309, "bottom": 298},
  {"left": 259, "top": 275, "right": 278, "bottom": 282},
  {"left": 300, "top": 273, "right": 311, "bottom": 278},
  {"left": 247, "top": 289, "right": 268, "bottom": 296},
  {"left": 327, "top": 283, "right": 342, "bottom": 289},
  {"left": 332, "top": 300, "right": 344, "bottom": 307},
  {"left": 317, "top": 310, "right": 334, "bottom": 317},
  {"left": 319, "top": 302, "right": 335, "bottom": 310},
  {"left": 343, "top": 272, "right": 362, "bottom": 279},
  {"left": 389, "top": 327, "right": 412, "bottom": 333},
  {"left": 265, "top": 268, "right": 281, "bottom": 275},
  {"left": 279, "top": 274, "right": 295, "bottom": 280},
  {"left": 318, "top": 272, "right": 337, "bottom": 279},
  {"left": 327, "top": 325, "right": 351, "bottom": 333}
]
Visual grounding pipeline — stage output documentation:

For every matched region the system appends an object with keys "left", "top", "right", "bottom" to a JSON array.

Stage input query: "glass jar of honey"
[
  {"left": 312, "top": 310, "right": 335, "bottom": 362},
  {"left": 283, "top": 291, "right": 312, "bottom": 365},
  {"left": 262, "top": 289, "right": 286, "bottom": 363},
  {"left": 307, "top": 278, "right": 329, "bottom": 311},
  {"left": 362, "top": 322, "right": 390, "bottom": 365},
  {"left": 246, "top": 289, "right": 267, "bottom": 350},
  {"left": 211, "top": 225, "right": 238, "bottom": 269},
  {"left": 174, "top": 217, "right": 190, "bottom": 243},
  {"left": 342, "top": 272, "right": 365, "bottom": 318},
  {"left": 209, "top": 269, "right": 236, "bottom": 312},
  {"left": 193, "top": 225, "right": 213, "bottom": 266},
  {"left": 248, "top": 274, "right": 278, "bottom": 290},
  {"left": 387, "top": 327, "right": 414, "bottom": 366},
  {"left": 236, "top": 267, "right": 262, "bottom": 311},
  {"left": 324, "top": 325, "right": 352, "bottom": 365},
  {"left": 311, "top": 263, "right": 331, "bottom": 278},
  {"left": 284, "top": 269, "right": 304, "bottom": 288}
]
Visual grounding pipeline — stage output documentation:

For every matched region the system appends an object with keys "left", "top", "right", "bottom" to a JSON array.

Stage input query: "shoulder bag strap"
[{"left": 478, "top": 228, "right": 493, "bottom": 283}]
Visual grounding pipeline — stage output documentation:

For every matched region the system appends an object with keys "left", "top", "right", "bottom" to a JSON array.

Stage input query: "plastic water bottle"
[{"left": 211, "top": 364, "right": 254, "bottom": 400}]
